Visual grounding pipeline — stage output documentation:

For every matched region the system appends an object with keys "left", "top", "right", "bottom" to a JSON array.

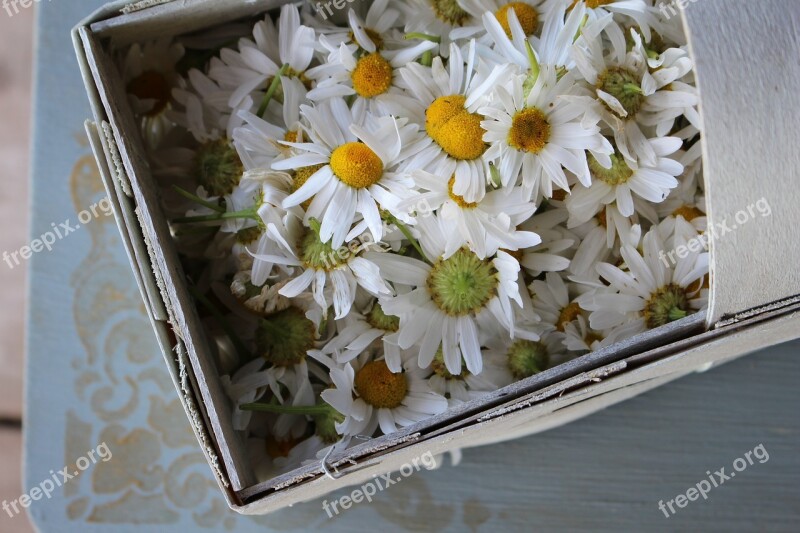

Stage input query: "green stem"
[
  {"left": 240, "top": 402, "right": 330, "bottom": 416},
  {"left": 173, "top": 208, "right": 259, "bottom": 224},
  {"left": 189, "top": 286, "right": 252, "bottom": 363},
  {"left": 257, "top": 63, "right": 289, "bottom": 118},
  {"left": 405, "top": 32, "right": 441, "bottom": 43},
  {"left": 420, "top": 50, "right": 433, "bottom": 67},
  {"left": 172, "top": 185, "right": 225, "bottom": 213},
  {"left": 525, "top": 40, "right": 539, "bottom": 83},
  {"left": 386, "top": 213, "right": 431, "bottom": 264}
]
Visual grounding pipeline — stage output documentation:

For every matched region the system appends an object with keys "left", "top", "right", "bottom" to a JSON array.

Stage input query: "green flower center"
[
  {"left": 300, "top": 229, "right": 351, "bottom": 271},
  {"left": 354, "top": 360, "right": 408, "bottom": 409},
  {"left": 427, "top": 248, "right": 498, "bottom": 316},
  {"left": 194, "top": 138, "right": 244, "bottom": 197},
  {"left": 366, "top": 303, "right": 400, "bottom": 332},
  {"left": 507, "top": 339, "right": 549, "bottom": 379},
  {"left": 644, "top": 284, "right": 690, "bottom": 328},
  {"left": 255, "top": 307, "right": 316, "bottom": 367},
  {"left": 597, "top": 67, "right": 644, "bottom": 118},
  {"left": 588, "top": 149, "right": 634, "bottom": 186},
  {"left": 430, "top": 0, "right": 470, "bottom": 26}
]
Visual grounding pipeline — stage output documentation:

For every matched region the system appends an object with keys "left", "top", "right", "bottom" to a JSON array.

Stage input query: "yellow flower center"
[
  {"left": 447, "top": 176, "right": 478, "bottom": 209},
  {"left": 508, "top": 107, "right": 551, "bottom": 154},
  {"left": 351, "top": 53, "right": 394, "bottom": 98},
  {"left": 672, "top": 205, "right": 704, "bottom": 222},
  {"left": 426, "top": 95, "right": 487, "bottom": 160},
  {"left": 284, "top": 130, "right": 299, "bottom": 143},
  {"left": 495, "top": 2, "right": 539, "bottom": 37},
  {"left": 126, "top": 70, "right": 171, "bottom": 116},
  {"left": 354, "top": 360, "right": 408, "bottom": 409},
  {"left": 330, "top": 142, "right": 384, "bottom": 189},
  {"left": 557, "top": 302, "right": 582, "bottom": 332}
]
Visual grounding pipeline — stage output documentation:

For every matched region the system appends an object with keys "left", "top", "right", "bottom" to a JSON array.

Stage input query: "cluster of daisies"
[{"left": 120, "top": 0, "right": 706, "bottom": 475}]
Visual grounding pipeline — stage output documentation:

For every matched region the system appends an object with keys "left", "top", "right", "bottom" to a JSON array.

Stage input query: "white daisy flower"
[
  {"left": 480, "top": 65, "right": 612, "bottom": 200},
  {"left": 562, "top": 314, "right": 605, "bottom": 352},
  {"left": 571, "top": 22, "right": 682, "bottom": 165},
  {"left": 210, "top": 4, "right": 318, "bottom": 111},
  {"left": 232, "top": 77, "right": 308, "bottom": 170},
  {"left": 529, "top": 271, "right": 584, "bottom": 334},
  {"left": 565, "top": 136, "right": 683, "bottom": 217},
  {"left": 120, "top": 37, "right": 185, "bottom": 148},
  {"left": 313, "top": 351, "right": 449, "bottom": 437},
  {"left": 321, "top": 302, "right": 404, "bottom": 373},
  {"left": 401, "top": 169, "right": 542, "bottom": 259},
  {"left": 274, "top": 98, "right": 423, "bottom": 248},
  {"left": 426, "top": 347, "right": 514, "bottom": 403},
  {"left": 400, "top": 41, "right": 514, "bottom": 202},
  {"left": 366, "top": 213, "right": 527, "bottom": 375},
  {"left": 578, "top": 226, "right": 708, "bottom": 343},
  {"left": 481, "top": 329, "right": 569, "bottom": 380},
  {"left": 455, "top": 0, "right": 547, "bottom": 41},
  {"left": 515, "top": 206, "right": 575, "bottom": 275},
  {"left": 306, "top": 37, "right": 436, "bottom": 118},
  {"left": 251, "top": 213, "right": 392, "bottom": 319}
]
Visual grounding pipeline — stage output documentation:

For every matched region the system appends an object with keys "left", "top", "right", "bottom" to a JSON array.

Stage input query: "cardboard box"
[{"left": 72, "top": 0, "right": 800, "bottom": 514}]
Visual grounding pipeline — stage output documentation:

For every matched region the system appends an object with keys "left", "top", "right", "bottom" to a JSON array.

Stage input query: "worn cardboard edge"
[
  {"left": 86, "top": 119, "right": 238, "bottom": 504},
  {"left": 89, "top": 0, "right": 287, "bottom": 46},
  {"left": 75, "top": 25, "right": 255, "bottom": 490}
]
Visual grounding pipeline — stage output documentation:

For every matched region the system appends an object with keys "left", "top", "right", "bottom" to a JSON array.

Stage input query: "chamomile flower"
[
  {"left": 273, "top": 99, "right": 422, "bottom": 248},
  {"left": 252, "top": 214, "right": 392, "bottom": 319},
  {"left": 482, "top": 329, "right": 569, "bottom": 380},
  {"left": 562, "top": 0, "right": 659, "bottom": 59},
  {"left": 314, "top": 351, "right": 449, "bottom": 436},
  {"left": 562, "top": 314, "right": 605, "bottom": 352},
  {"left": 306, "top": 38, "right": 436, "bottom": 118},
  {"left": 321, "top": 302, "right": 404, "bottom": 373},
  {"left": 481, "top": 66, "right": 612, "bottom": 200},
  {"left": 426, "top": 347, "right": 514, "bottom": 403},
  {"left": 400, "top": 41, "right": 514, "bottom": 202},
  {"left": 565, "top": 137, "right": 683, "bottom": 217},
  {"left": 401, "top": 169, "right": 542, "bottom": 259},
  {"left": 456, "top": 0, "right": 547, "bottom": 41},
  {"left": 120, "top": 37, "right": 185, "bottom": 147},
  {"left": 232, "top": 77, "right": 308, "bottom": 170},
  {"left": 579, "top": 226, "right": 708, "bottom": 343},
  {"left": 529, "top": 271, "right": 584, "bottom": 333},
  {"left": 212, "top": 4, "right": 318, "bottom": 110},
  {"left": 571, "top": 22, "right": 677, "bottom": 165},
  {"left": 367, "top": 214, "right": 527, "bottom": 375}
]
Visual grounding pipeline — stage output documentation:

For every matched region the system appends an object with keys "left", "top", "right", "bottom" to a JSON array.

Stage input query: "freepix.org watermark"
[
  {"left": 2, "top": 0, "right": 52, "bottom": 18},
  {"left": 657, "top": 0, "right": 703, "bottom": 21},
  {"left": 658, "top": 196, "right": 771, "bottom": 268},
  {"left": 3, "top": 442, "right": 113, "bottom": 518},
  {"left": 657, "top": 443, "right": 769, "bottom": 518},
  {"left": 322, "top": 451, "right": 437, "bottom": 517},
  {"left": 2, "top": 198, "right": 114, "bottom": 270}
]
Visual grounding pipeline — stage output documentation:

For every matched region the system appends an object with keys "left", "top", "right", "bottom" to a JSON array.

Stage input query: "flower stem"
[
  {"left": 385, "top": 213, "right": 431, "bottom": 264},
  {"left": 525, "top": 41, "right": 539, "bottom": 82},
  {"left": 172, "top": 208, "right": 259, "bottom": 224},
  {"left": 257, "top": 63, "right": 289, "bottom": 118},
  {"left": 421, "top": 50, "right": 433, "bottom": 67},
  {"left": 171, "top": 185, "right": 225, "bottom": 213},
  {"left": 405, "top": 32, "right": 441, "bottom": 43}
]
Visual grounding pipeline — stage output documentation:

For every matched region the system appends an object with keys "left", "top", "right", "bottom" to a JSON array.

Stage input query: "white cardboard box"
[{"left": 72, "top": 0, "right": 800, "bottom": 514}]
